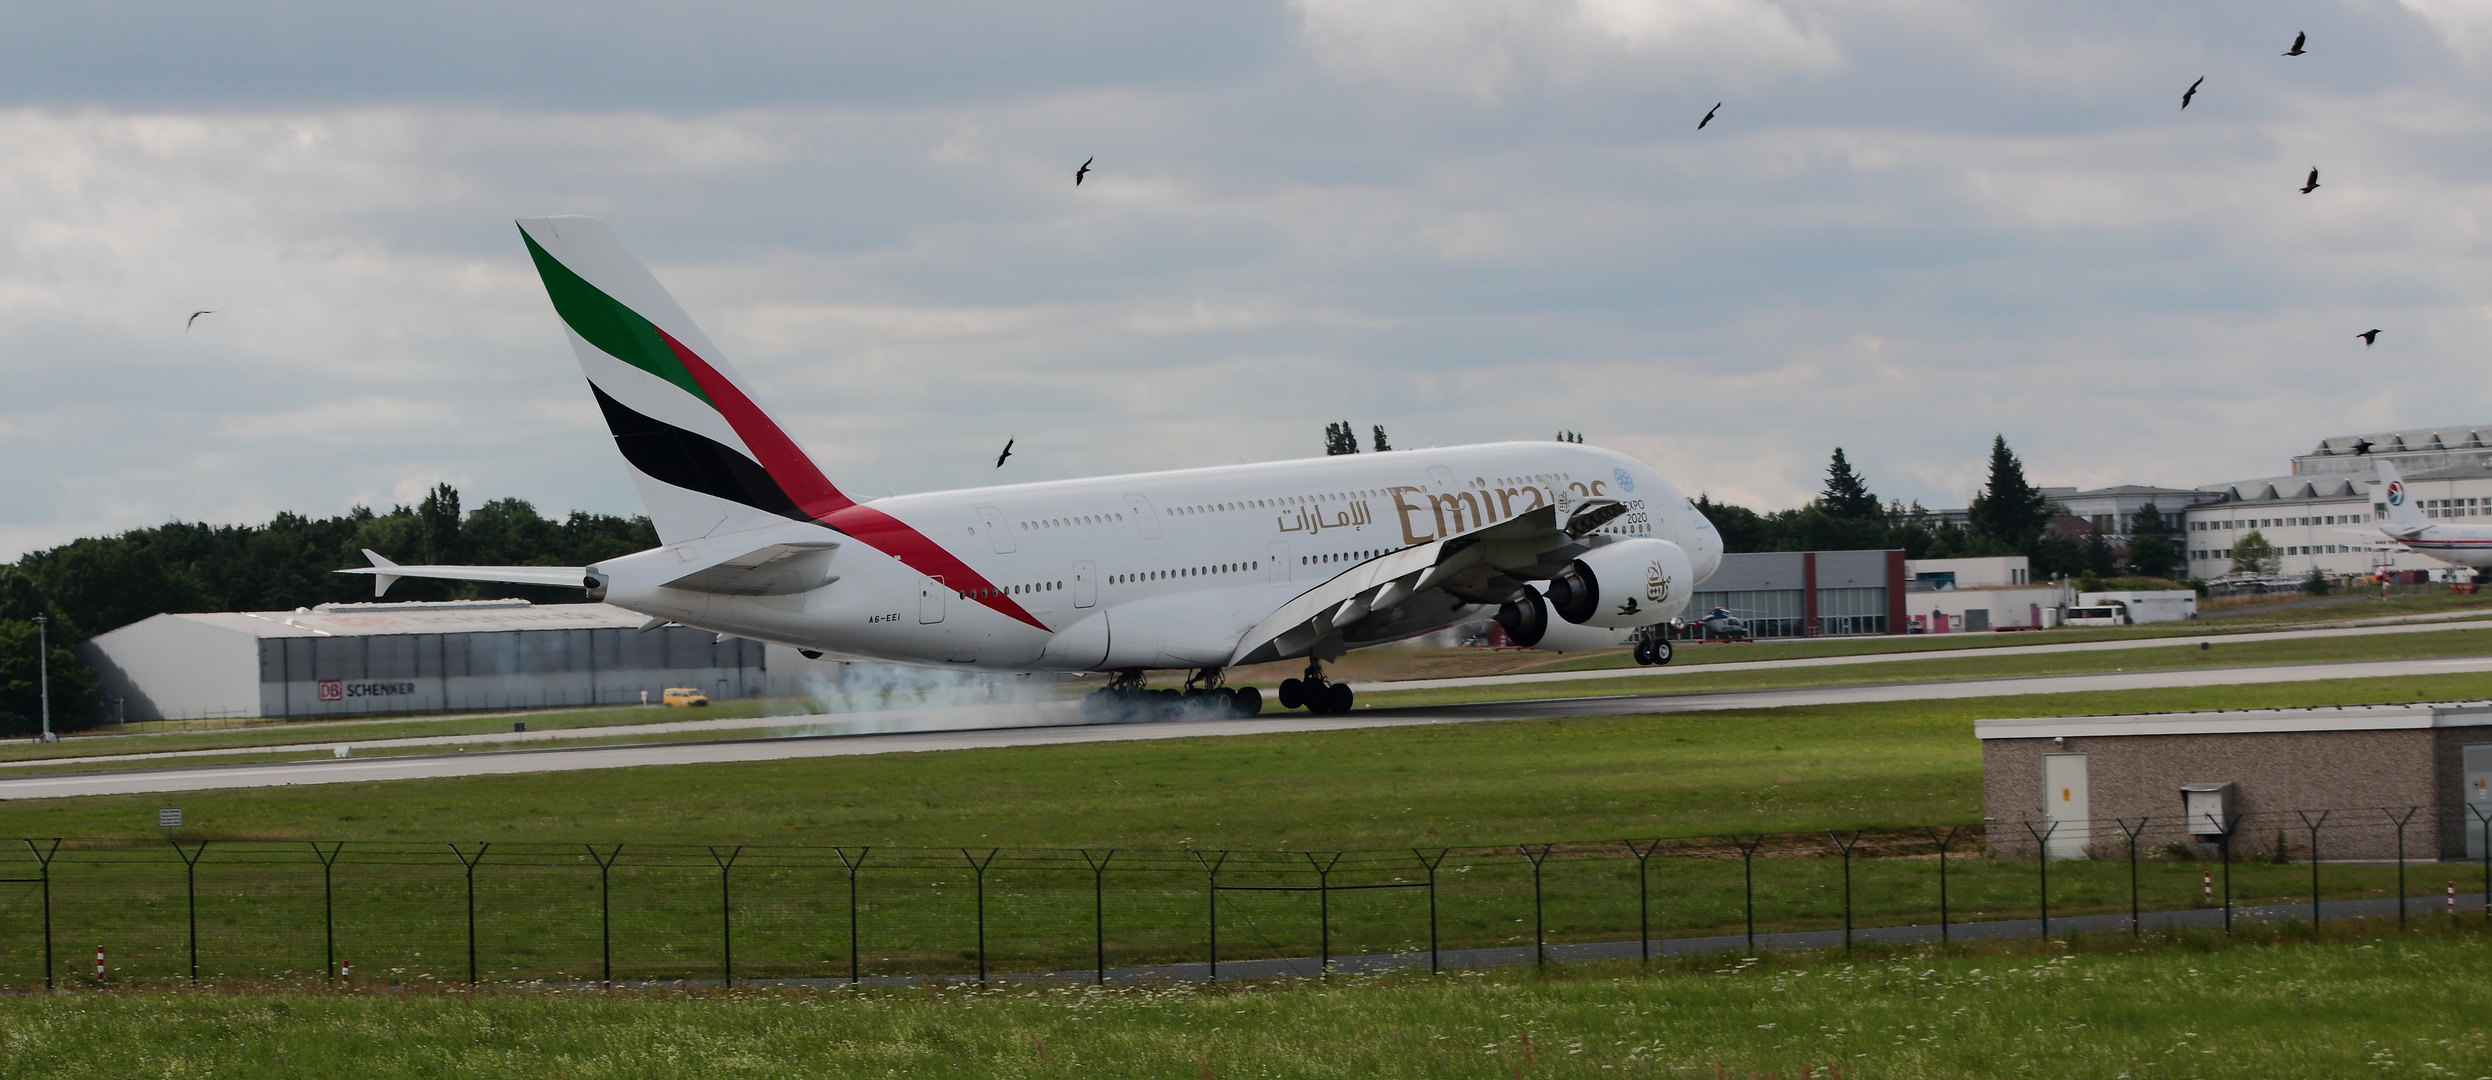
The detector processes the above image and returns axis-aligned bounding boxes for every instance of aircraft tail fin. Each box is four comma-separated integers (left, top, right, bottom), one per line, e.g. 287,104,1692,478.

517,216,853,545
2375,458,2427,532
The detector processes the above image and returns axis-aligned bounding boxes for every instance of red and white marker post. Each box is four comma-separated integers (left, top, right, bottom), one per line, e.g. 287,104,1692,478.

94,945,104,980
2203,870,2213,904
2450,882,2459,915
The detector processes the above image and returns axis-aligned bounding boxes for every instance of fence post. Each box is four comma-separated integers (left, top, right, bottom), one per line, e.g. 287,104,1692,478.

1080,849,1114,985
1306,852,1342,975
2383,808,2417,930
962,848,998,984
1922,827,1959,943
833,847,867,984
2208,812,2234,933
1820,832,1859,949
2114,819,2147,937
1730,836,1764,953
2296,810,2329,926
709,846,742,987
1624,840,1661,962
1518,844,1553,968
24,839,57,991
586,845,621,984
447,843,489,984
310,842,345,980
2020,820,2056,940
1192,851,1227,981
1413,849,1447,974
171,839,209,985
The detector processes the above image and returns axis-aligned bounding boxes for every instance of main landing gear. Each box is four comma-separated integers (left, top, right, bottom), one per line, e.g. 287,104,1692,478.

1277,658,1355,715
1632,633,1673,666
1081,669,1262,721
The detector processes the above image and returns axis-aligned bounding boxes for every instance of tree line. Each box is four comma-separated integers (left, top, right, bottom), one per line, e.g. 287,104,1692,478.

1696,437,2185,581
0,485,655,734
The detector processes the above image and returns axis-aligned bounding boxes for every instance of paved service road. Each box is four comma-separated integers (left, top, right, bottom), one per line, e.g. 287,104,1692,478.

7,654,2490,800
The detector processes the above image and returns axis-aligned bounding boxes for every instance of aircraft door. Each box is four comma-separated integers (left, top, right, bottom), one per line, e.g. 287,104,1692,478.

1123,494,1162,538
1268,541,1291,582
920,576,947,624
976,506,1016,553
1072,560,1097,609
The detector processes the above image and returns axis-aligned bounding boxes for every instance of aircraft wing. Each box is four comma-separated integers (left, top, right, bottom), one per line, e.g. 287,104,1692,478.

1229,497,1627,665
337,549,585,598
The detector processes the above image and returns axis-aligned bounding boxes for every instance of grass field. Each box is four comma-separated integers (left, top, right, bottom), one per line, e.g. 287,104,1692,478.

3,923,2488,1079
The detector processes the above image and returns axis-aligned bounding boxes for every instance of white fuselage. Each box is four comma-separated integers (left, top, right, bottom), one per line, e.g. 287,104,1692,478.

590,442,1720,672
2382,522,2492,569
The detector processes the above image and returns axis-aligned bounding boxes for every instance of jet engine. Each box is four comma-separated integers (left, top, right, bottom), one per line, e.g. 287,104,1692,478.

1493,589,1549,647
1542,538,1695,629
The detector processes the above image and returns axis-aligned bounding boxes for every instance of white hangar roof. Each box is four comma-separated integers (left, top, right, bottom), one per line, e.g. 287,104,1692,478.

125,600,654,640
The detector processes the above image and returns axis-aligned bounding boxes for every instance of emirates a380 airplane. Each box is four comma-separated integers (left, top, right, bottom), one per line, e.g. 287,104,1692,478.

346,218,1722,717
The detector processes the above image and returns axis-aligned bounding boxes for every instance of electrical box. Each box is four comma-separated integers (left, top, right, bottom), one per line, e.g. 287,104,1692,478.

2180,782,2235,836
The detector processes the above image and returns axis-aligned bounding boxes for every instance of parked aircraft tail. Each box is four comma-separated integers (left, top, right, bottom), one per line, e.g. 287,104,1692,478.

518,216,853,544
2374,458,2427,534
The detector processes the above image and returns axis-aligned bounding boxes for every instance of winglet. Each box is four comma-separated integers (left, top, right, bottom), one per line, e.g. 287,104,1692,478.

360,548,401,598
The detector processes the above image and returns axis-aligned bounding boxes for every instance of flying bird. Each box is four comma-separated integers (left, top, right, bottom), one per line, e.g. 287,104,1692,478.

186,310,215,332
2181,76,2203,109
2358,329,2382,346
2284,31,2306,56
1697,103,1720,130
1075,157,1092,186
995,438,1015,468
2351,438,2376,456
2300,167,2320,194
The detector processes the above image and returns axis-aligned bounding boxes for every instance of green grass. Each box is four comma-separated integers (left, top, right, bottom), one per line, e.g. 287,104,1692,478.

10,671,2492,847
3,925,2489,1078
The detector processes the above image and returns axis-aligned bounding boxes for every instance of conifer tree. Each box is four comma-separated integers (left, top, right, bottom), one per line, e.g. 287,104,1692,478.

1323,422,1359,456
1966,435,2050,551
1371,425,1392,452
1820,448,1881,520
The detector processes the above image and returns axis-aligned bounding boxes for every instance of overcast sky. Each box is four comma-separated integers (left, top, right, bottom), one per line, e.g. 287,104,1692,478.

4,0,2489,559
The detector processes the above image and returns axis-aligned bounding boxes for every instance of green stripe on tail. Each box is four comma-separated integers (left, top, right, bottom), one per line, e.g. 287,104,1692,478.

522,229,711,406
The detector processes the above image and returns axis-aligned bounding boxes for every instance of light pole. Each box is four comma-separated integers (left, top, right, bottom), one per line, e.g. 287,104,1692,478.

32,614,52,743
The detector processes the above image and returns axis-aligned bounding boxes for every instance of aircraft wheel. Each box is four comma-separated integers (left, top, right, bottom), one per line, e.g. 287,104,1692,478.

1325,682,1354,713
1648,638,1672,666
1631,639,1654,665
1231,686,1262,716
1278,678,1305,710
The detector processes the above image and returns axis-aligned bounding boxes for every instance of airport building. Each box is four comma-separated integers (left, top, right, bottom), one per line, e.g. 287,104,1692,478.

2183,423,2492,580
81,600,767,722
1674,549,1906,638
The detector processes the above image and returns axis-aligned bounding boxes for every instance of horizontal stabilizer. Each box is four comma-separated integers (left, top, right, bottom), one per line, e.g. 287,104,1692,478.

336,549,587,598
662,541,841,596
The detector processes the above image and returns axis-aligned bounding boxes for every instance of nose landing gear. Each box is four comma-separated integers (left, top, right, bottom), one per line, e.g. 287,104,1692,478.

1278,658,1355,715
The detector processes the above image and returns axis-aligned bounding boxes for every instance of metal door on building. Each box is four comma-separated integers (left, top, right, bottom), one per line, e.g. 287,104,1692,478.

2043,753,2090,859
1072,560,1097,609
2467,743,2491,859
1268,541,1291,582
1965,608,1990,632
920,577,946,624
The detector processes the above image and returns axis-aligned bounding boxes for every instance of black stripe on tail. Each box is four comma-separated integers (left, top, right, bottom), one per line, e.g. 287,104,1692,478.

591,383,805,521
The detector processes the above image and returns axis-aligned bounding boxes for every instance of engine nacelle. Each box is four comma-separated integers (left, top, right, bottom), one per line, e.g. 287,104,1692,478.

1493,590,1549,647
1543,538,1695,629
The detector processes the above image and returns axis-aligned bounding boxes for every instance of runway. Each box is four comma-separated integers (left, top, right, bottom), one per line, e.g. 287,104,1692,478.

7,653,2489,800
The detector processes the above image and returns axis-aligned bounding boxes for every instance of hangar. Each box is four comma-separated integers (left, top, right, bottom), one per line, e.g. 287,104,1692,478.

81,600,766,722
1979,702,2492,861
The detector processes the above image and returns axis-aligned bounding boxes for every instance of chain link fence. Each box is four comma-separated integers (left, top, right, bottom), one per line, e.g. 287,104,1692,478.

2,806,2486,990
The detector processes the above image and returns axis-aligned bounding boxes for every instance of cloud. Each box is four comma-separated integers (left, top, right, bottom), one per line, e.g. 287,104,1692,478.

5,0,2492,560
1293,0,1841,101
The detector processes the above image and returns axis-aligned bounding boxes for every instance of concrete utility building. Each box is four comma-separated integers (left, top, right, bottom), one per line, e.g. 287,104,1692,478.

1903,556,2065,632
82,600,767,721
1979,703,2492,861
